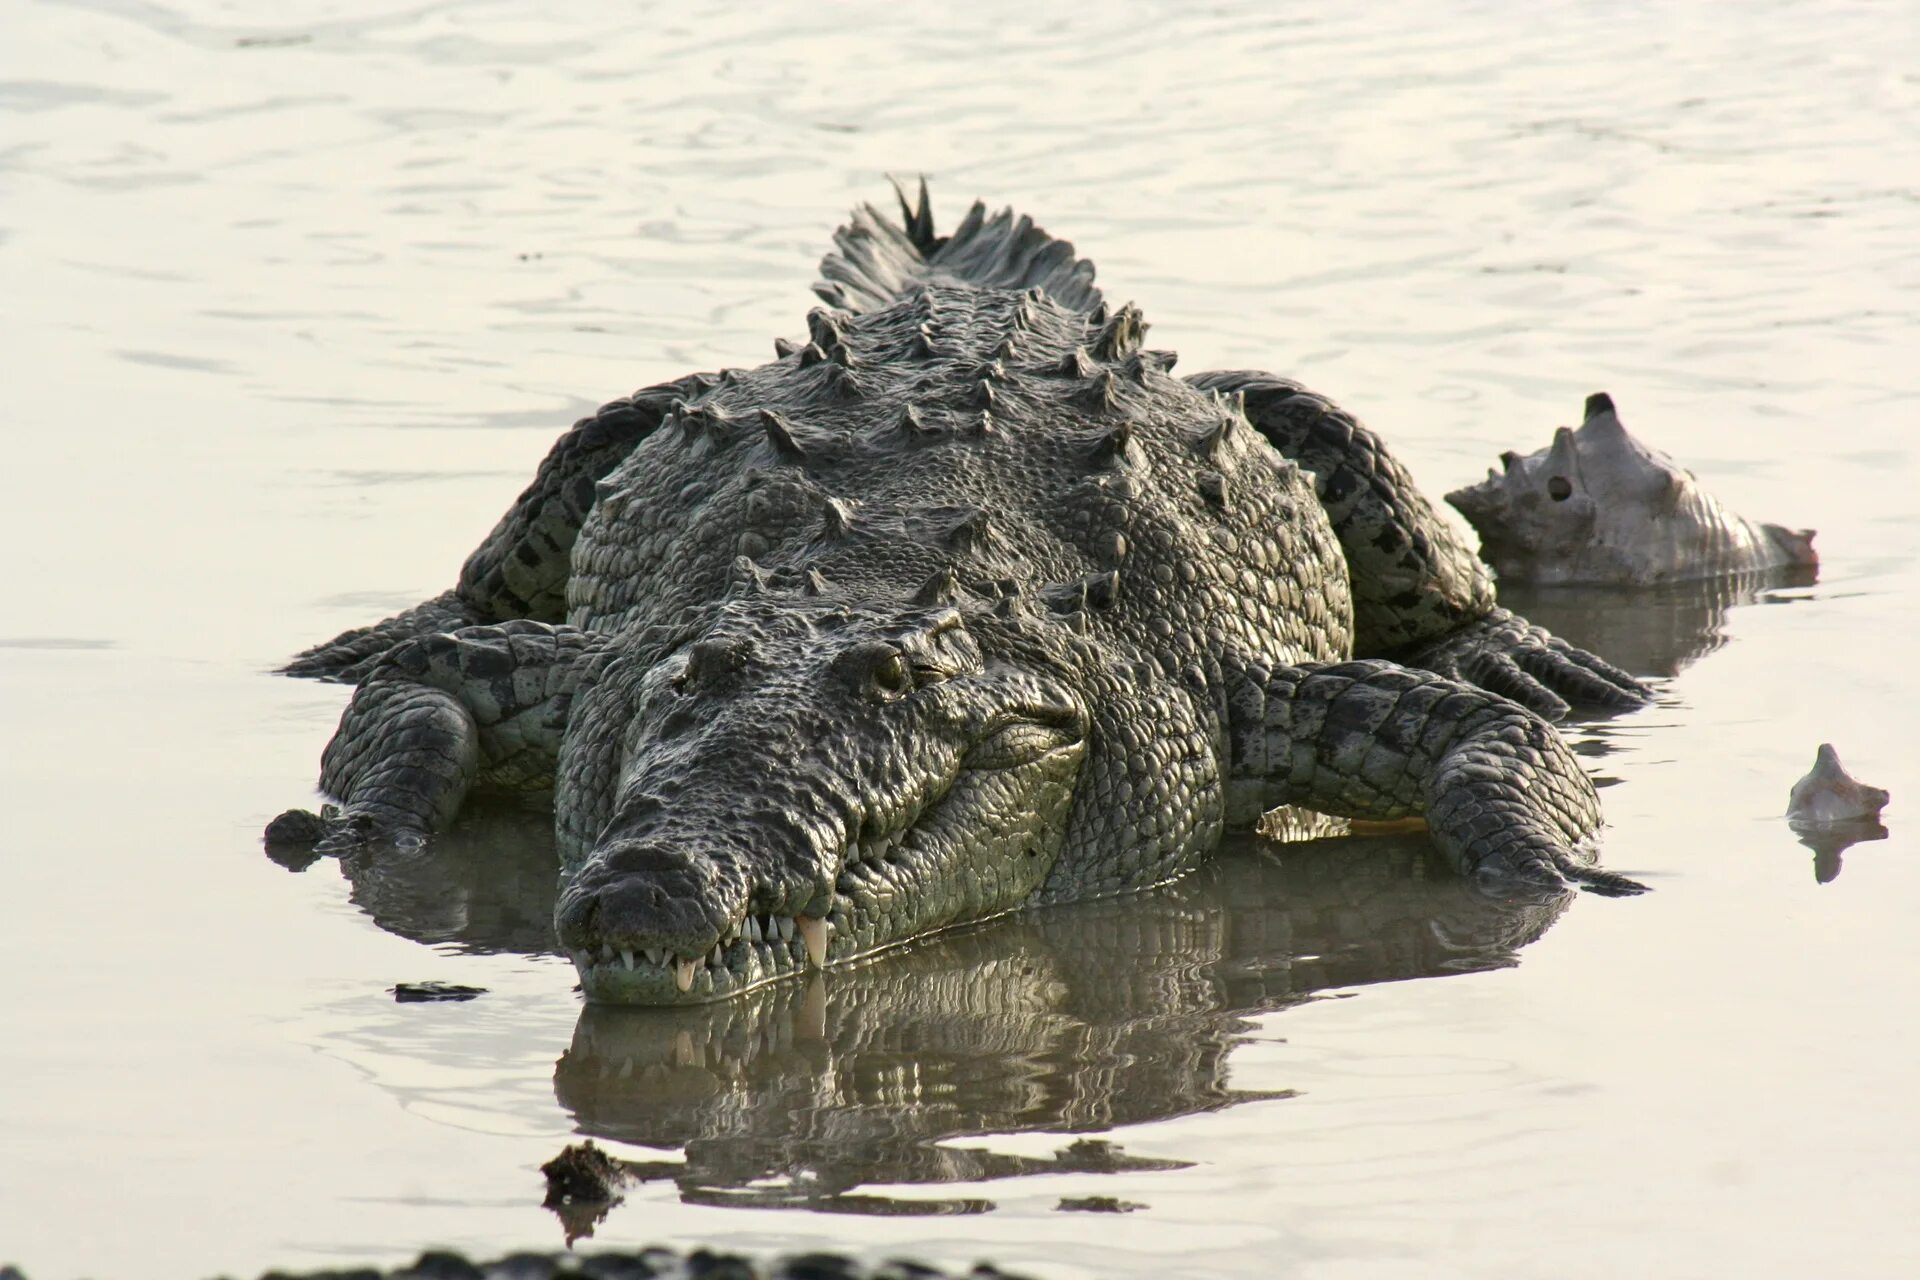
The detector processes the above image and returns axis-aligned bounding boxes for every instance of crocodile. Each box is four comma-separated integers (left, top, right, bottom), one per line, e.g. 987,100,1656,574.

267,185,1652,1005
1448,391,1819,585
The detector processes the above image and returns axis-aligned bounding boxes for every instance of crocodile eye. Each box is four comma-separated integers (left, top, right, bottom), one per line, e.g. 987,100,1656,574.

870,651,912,702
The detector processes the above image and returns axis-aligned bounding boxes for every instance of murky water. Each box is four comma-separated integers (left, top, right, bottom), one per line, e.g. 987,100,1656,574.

3,1,1918,1277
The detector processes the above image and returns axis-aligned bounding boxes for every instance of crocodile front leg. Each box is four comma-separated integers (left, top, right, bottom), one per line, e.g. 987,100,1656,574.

266,621,608,852
282,372,714,683
1224,659,1647,896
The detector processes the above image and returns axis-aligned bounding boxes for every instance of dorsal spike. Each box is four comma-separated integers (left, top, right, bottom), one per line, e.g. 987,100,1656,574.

1043,572,1121,615
717,368,741,387
669,399,700,442
1196,415,1239,464
759,409,807,463
1083,369,1123,413
911,565,963,607
1089,419,1134,465
823,362,863,399
798,342,829,368
815,282,851,310
1057,347,1097,379
971,379,999,411
1093,303,1146,360
991,336,1021,362
806,307,847,354
1088,302,1110,326
896,403,937,441
802,567,832,596
1138,349,1178,374
774,337,800,359
1197,469,1230,509
730,555,772,594
992,593,1028,620
910,323,937,359
975,410,996,436
945,508,991,554
820,496,855,539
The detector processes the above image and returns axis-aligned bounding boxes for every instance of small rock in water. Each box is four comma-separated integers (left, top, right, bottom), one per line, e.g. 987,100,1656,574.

1055,1195,1147,1213
1787,744,1889,825
391,982,487,1002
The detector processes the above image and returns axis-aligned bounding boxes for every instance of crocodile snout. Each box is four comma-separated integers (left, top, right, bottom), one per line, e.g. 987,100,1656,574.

556,832,838,1002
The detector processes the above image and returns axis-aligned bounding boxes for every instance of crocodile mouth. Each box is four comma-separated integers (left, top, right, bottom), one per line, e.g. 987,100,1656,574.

570,724,1084,1005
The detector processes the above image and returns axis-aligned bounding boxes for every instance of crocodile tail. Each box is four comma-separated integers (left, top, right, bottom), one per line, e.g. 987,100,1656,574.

814,178,1104,315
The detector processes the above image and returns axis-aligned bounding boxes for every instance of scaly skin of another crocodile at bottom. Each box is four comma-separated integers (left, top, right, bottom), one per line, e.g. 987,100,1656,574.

268,186,1650,1005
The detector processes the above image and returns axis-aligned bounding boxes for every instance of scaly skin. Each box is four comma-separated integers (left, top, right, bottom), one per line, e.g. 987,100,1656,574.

269,189,1650,1005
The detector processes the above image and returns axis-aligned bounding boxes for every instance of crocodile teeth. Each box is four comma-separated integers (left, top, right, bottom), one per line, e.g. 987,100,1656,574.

644,946,666,966
746,916,762,944
796,915,829,969
776,916,795,943
619,949,636,972
675,958,697,993
599,945,614,963
709,943,723,967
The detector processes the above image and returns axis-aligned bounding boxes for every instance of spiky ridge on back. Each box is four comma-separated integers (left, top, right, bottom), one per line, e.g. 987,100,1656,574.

568,284,1353,682
815,181,1104,317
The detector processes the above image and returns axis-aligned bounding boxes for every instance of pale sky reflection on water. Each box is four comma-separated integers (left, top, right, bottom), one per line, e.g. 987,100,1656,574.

1,2,1917,1278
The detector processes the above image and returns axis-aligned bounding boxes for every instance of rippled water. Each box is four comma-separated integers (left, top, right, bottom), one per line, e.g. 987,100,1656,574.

3,2,1918,1277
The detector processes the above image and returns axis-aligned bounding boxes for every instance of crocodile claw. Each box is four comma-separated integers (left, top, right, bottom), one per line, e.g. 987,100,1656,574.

1403,607,1651,720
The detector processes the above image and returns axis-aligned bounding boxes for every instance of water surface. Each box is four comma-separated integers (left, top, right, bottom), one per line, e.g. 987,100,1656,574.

3,2,1918,1277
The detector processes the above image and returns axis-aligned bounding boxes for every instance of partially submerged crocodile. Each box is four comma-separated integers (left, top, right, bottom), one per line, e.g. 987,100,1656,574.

268,186,1652,1005
1448,392,1818,585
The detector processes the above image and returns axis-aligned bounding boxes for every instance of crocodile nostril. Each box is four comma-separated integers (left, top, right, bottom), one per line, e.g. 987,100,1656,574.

1547,475,1573,502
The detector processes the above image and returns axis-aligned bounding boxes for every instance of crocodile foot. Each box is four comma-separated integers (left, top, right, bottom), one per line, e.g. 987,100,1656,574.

263,803,428,855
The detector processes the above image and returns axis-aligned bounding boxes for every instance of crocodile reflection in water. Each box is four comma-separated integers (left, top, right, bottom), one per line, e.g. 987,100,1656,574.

276,814,1575,1221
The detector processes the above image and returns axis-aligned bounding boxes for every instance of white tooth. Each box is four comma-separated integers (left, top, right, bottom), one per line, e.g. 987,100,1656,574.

599,944,614,963
796,915,829,969
645,947,665,967
777,916,795,942
746,916,762,944
620,950,635,971
675,958,697,993
709,943,723,967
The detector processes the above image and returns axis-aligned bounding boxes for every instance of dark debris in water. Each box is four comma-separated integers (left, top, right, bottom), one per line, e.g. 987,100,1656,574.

391,982,487,1003
1055,1195,1146,1213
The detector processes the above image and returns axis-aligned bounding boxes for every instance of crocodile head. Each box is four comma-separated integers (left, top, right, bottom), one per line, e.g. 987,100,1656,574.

555,596,1089,1004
